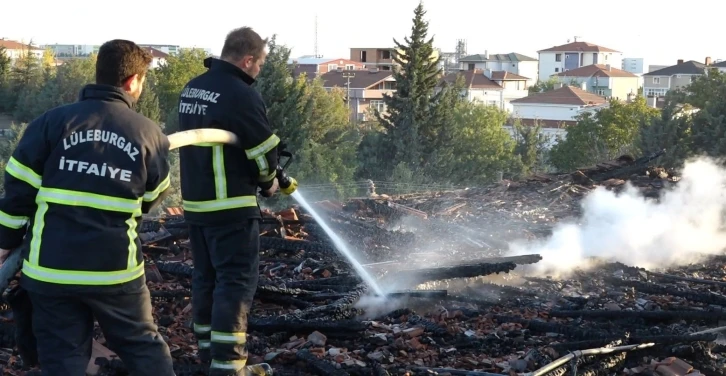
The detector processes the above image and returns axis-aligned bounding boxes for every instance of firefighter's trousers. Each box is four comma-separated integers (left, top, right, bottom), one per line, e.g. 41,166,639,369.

188,219,260,376
27,281,175,376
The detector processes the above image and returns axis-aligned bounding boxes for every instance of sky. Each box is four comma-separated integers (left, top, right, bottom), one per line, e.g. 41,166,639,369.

2,0,723,68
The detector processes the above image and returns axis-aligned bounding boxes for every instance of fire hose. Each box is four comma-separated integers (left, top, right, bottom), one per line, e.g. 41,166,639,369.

0,128,297,294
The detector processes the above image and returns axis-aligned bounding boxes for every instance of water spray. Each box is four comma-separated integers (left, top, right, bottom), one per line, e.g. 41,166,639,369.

260,144,384,296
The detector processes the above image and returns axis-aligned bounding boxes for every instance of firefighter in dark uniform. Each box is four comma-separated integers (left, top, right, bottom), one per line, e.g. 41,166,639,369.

177,27,277,376
0,40,176,375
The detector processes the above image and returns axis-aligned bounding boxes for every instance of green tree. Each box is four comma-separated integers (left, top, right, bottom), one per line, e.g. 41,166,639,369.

528,77,559,94
136,69,162,124
254,37,359,200
155,48,209,133
511,118,551,175
371,2,442,176
0,47,12,113
549,97,659,171
0,122,30,191
439,102,517,184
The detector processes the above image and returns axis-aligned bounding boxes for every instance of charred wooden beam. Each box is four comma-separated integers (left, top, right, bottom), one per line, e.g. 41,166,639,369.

549,333,718,352
393,261,518,285
382,289,447,299
606,277,726,305
260,237,335,254
288,284,368,320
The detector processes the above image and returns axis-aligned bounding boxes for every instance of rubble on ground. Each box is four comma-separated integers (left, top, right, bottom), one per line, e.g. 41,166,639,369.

2,153,724,376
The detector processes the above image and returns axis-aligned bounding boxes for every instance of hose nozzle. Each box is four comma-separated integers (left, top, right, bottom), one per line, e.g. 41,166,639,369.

277,166,297,195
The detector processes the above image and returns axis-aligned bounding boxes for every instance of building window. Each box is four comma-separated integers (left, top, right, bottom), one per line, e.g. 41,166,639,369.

652,77,660,84
370,100,385,113
645,88,668,97
345,64,355,70
555,68,559,72
381,50,391,59
597,89,606,96
555,54,562,62
360,51,367,62
328,64,338,71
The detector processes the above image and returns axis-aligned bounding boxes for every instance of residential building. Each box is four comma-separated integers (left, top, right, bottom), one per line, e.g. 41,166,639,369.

553,64,639,101
143,47,169,68
440,69,529,112
537,41,622,81
43,44,99,57
712,60,726,73
458,52,538,86
621,58,644,75
318,68,396,122
349,47,439,70
0,39,43,62
139,44,180,55
350,48,397,70
289,56,365,79
642,59,706,97
510,85,608,141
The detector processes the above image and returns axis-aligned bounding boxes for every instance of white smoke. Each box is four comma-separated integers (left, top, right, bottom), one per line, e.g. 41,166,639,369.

507,157,726,276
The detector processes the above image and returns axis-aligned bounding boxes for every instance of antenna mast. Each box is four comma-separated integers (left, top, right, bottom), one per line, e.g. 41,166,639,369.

314,14,319,57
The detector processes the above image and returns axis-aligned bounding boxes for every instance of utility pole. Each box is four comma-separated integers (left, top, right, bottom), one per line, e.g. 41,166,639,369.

342,71,356,121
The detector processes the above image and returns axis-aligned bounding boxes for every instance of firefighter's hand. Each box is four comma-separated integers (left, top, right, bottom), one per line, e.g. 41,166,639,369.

0,248,10,265
260,178,279,198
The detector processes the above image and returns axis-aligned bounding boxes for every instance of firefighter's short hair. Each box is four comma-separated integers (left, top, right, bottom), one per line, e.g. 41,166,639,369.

221,27,268,62
96,40,152,87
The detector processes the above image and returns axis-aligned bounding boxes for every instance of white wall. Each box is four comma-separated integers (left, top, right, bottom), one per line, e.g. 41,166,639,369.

517,61,538,86
468,89,503,107
512,103,581,121
538,51,623,81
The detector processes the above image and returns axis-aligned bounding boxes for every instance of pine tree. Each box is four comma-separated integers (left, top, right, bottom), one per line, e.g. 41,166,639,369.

375,1,442,174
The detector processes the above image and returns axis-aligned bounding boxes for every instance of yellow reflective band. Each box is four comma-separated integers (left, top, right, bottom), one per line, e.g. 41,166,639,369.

6,157,41,189
21,259,145,285
210,359,247,370
254,156,269,179
210,331,247,344
258,169,276,183
0,210,28,229
37,187,142,215
245,134,280,160
28,201,48,264
194,323,212,333
183,196,257,212
212,145,227,199
143,174,171,202
198,340,210,349
26,187,145,285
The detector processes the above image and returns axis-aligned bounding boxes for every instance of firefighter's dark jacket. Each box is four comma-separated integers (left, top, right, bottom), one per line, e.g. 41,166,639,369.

0,84,171,290
178,57,279,226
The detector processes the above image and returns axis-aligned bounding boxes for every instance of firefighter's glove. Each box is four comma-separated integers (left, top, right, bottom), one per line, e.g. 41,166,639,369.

5,285,38,369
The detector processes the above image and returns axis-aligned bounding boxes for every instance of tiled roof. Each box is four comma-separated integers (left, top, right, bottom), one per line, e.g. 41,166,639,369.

491,71,530,80
644,60,706,76
538,41,619,53
319,70,392,89
713,60,726,68
0,39,43,51
555,64,637,78
459,53,537,63
143,47,169,59
511,85,607,106
441,70,503,90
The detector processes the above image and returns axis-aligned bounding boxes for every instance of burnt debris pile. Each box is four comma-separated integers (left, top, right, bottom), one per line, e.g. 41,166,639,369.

2,154,725,376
